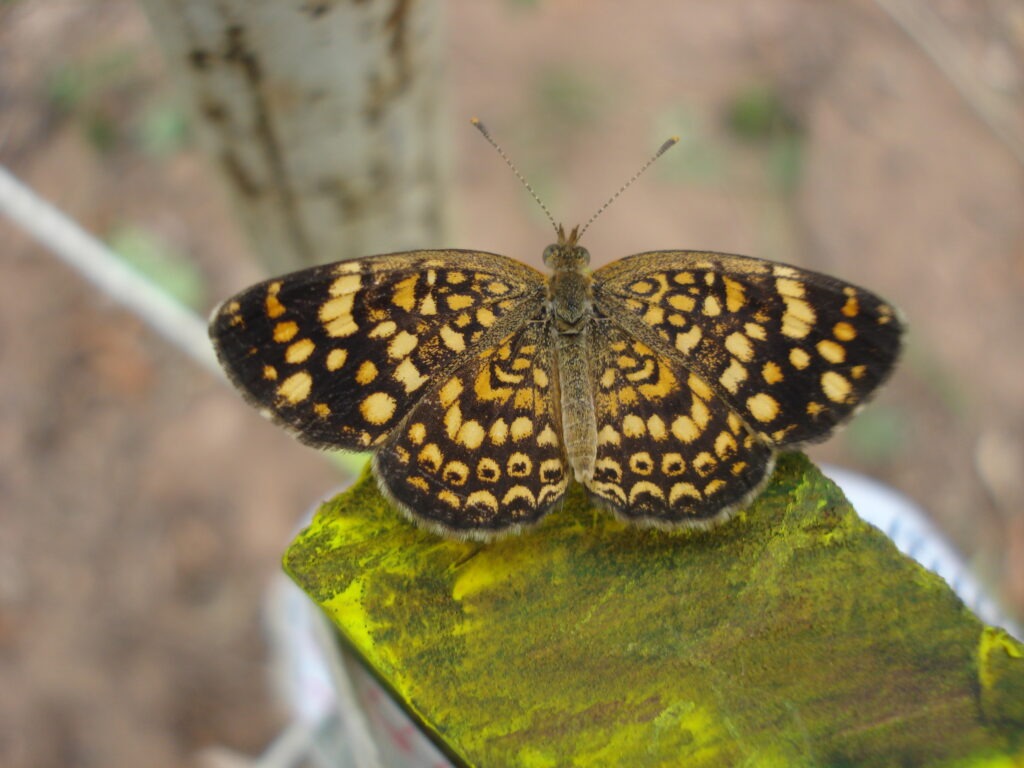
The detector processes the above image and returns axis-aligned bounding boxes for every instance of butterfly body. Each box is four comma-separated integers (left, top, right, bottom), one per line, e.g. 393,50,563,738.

210,226,903,539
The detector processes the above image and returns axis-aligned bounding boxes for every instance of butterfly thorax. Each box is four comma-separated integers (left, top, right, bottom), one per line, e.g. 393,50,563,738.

543,231,593,335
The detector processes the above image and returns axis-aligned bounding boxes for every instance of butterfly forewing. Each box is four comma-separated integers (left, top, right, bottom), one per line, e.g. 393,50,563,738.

586,322,775,524
375,322,569,536
210,251,546,450
592,251,904,447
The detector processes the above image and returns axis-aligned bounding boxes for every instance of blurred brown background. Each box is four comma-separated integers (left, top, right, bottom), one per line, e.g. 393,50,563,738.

2,1,1022,765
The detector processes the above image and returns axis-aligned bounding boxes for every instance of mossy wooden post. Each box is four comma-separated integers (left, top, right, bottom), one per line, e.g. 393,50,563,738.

286,453,1024,766
137,0,447,273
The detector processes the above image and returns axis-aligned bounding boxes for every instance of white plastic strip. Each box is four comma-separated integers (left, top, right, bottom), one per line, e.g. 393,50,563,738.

0,164,220,377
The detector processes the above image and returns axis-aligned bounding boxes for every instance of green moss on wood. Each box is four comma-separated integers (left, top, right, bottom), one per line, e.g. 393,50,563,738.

284,453,1024,767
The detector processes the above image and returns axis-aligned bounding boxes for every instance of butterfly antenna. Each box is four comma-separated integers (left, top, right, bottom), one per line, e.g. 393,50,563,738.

472,117,560,237
577,136,680,239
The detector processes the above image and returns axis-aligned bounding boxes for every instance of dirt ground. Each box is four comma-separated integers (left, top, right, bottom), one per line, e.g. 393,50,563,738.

2,1,1023,766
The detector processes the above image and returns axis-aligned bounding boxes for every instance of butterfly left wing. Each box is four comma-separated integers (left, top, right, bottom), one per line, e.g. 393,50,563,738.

374,321,570,539
210,250,546,450
592,251,904,448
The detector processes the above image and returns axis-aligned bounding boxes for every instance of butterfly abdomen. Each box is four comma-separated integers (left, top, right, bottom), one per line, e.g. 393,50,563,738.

556,329,598,483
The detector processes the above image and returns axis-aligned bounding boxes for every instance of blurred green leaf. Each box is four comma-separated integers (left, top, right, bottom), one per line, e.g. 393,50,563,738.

46,66,87,115
725,84,799,142
137,101,189,155
85,112,119,153
106,225,205,309
44,49,142,152
45,50,138,111
725,84,806,193
532,65,603,130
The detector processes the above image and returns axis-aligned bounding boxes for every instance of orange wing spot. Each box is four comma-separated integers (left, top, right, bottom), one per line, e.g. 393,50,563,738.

368,320,397,338
329,273,361,296
437,324,466,353
675,326,702,355
388,331,418,359
745,322,767,341
438,376,462,409
781,297,815,339
668,294,696,312
391,275,418,311
822,371,853,403
407,422,427,445
285,338,315,364
671,416,700,443
647,415,668,440
747,393,780,423
326,348,348,371
723,276,746,312
273,321,299,343
816,339,846,364
320,294,355,323
834,322,857,341
789,348,811,370
355,360,378,384
360,392,397,424
719,359,748,394
725,332,754,362
762,361,784,384
265,282,286,318
277,371,312,404
775,278,805,298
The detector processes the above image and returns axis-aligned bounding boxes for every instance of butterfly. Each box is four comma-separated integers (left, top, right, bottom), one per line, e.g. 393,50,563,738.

209,219,903,540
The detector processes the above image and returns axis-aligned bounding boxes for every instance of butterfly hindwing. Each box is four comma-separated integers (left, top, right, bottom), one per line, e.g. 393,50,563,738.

374,321,570,537
585,321,775,525
210,250,546,450
592,251,904,447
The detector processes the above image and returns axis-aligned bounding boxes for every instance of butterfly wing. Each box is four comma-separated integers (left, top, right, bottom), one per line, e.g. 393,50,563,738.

374,321,570,538
592,251,904,447
210,250,546,450
585,321,775,525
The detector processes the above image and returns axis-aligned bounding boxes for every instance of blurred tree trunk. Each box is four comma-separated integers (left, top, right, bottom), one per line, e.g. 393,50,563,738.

137,0,448,274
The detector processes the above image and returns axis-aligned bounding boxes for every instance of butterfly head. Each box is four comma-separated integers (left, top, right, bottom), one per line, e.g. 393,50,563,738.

543,224,590,271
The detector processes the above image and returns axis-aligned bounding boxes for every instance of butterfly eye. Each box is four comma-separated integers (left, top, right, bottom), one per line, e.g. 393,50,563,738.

575,246,591,266
542,245,558,266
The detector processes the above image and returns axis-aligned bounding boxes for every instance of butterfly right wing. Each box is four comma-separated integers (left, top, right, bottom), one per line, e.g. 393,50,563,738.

593,251,904,448
585,321,776,527
209,250,546,450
